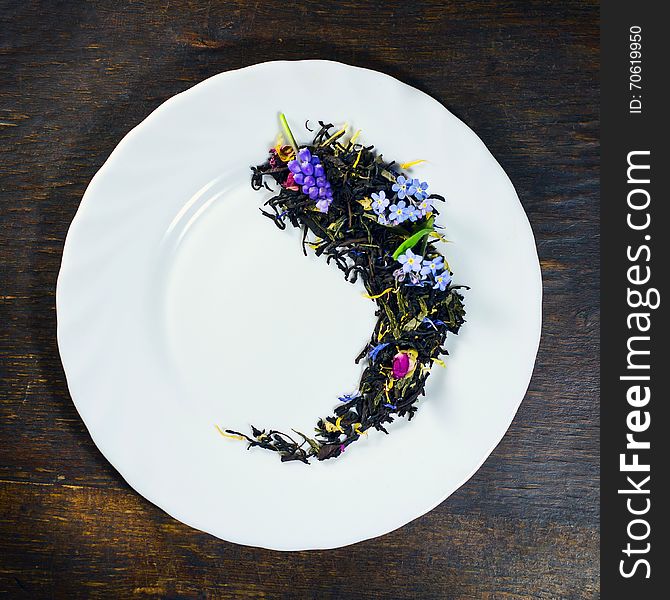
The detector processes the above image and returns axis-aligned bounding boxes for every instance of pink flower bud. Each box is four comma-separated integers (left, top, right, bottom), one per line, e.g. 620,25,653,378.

392,351,415,379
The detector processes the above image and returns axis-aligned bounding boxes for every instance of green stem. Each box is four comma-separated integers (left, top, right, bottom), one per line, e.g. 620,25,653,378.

279,112,299,153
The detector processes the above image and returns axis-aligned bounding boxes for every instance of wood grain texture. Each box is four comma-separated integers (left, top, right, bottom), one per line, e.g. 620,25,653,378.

0,0,599,598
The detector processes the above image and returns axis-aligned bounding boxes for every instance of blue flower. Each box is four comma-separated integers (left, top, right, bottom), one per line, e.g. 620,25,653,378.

412,179,429,201
423,317,446,330
378,213,390,226
338,391,360,403
416,196,434,216
397,248,423,273
391,175,417,200
433,270,452,291
388,200,409,224
405,204,420,222
371,190,390,214
368,342,390,362
420,256,444,277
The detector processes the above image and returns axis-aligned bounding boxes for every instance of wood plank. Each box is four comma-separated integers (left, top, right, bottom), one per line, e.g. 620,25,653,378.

0,481,598,599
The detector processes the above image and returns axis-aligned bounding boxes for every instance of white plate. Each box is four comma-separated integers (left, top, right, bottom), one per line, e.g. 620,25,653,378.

56,60,542,551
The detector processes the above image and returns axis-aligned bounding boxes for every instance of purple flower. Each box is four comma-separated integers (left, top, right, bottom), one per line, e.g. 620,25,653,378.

394,266,424,286
393,267,406,282
388,200,409,224
391,175,417,200
316,197,332,213
412,179,429,201
288,161,302,174
404,272,425,286
420,256,444,277
378,213,390,226
368,342,390,362
397,248,423,273
302,185,319,200
371,190,390,214
287,147,334,212
433,270,452,291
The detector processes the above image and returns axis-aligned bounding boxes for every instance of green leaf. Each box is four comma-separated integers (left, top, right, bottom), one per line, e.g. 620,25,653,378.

402,316,422,331
293,430,321,454
392,216,435,260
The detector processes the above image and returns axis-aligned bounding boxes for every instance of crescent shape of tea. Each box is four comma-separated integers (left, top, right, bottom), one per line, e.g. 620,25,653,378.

220,118,466,463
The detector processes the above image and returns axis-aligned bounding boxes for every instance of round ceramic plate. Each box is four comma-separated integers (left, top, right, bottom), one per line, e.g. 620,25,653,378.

57,60,542,551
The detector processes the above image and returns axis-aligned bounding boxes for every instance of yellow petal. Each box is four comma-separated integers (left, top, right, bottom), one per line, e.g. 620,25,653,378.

399,159,426,169
274,138,295,162
320,123,348,147
353,423,367,436
429,231,451,243
352,149,363,169
324,420,340,433
358,196,373,210
214,425,245,441
363,287,395,300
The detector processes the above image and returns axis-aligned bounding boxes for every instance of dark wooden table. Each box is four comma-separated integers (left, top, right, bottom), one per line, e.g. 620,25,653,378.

1,1,599,598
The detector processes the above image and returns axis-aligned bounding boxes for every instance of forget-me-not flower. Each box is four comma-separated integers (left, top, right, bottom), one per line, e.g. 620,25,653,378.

391,175,417,200
420,256,444,277
433,270,452,291
405,204,420,222
371,190,390,215
412,179,429,201
397,248,423,273
388,200,409,224
416,196,434,216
